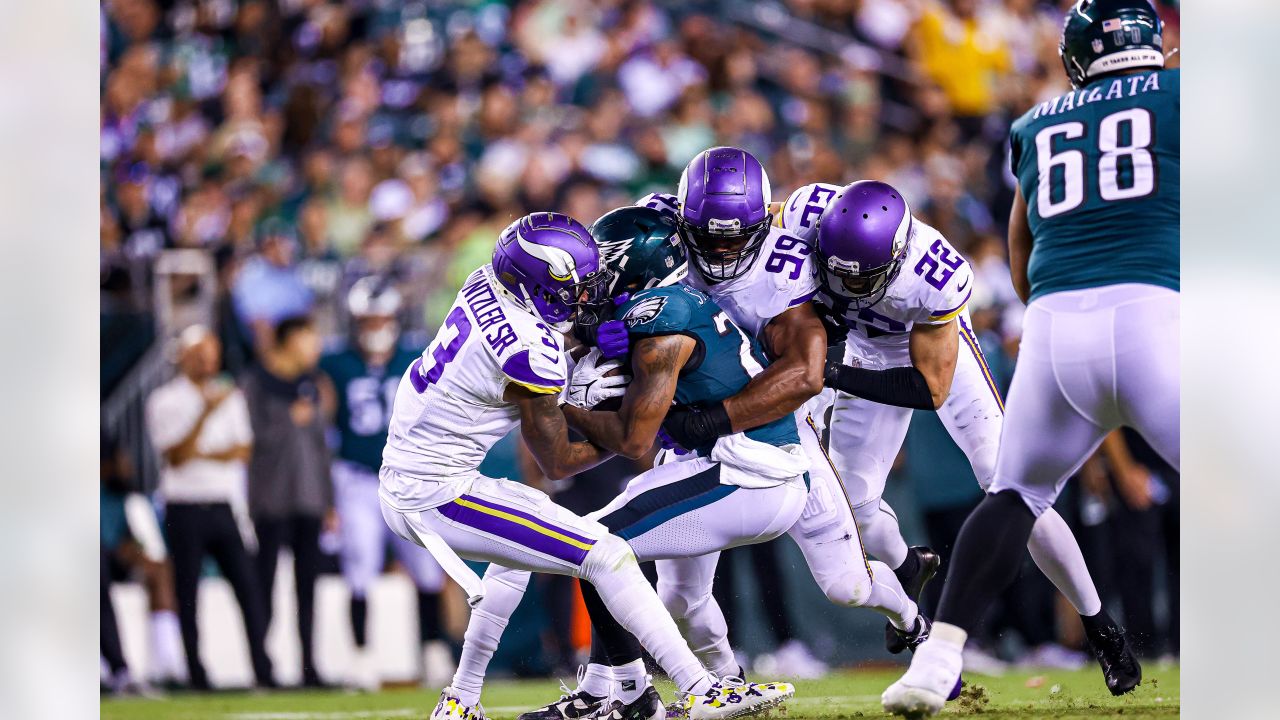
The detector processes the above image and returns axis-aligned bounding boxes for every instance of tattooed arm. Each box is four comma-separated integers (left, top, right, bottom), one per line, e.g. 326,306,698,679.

505,384,613,480
562,334,695,459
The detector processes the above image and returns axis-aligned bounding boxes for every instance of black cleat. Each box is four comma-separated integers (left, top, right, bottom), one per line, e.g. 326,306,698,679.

1084,622,1142,696
898,545,941,602
885,613,932,655
518,687,607,720
591,685,663,720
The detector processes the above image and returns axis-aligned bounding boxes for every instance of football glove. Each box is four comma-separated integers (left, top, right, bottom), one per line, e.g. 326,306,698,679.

566,348,629,409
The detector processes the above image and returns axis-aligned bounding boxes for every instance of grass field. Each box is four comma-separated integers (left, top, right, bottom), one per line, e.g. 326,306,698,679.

102,665,1179,720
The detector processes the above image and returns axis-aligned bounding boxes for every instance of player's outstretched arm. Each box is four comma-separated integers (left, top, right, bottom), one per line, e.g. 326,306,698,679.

507,385,613,480
1008,186,1033,304
725,301,827,429
563,335,694,459
822,318,958,411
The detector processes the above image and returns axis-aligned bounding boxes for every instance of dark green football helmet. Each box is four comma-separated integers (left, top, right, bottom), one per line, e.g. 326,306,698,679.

572,206,688,345
1059,0,1165,88
590,205,688,296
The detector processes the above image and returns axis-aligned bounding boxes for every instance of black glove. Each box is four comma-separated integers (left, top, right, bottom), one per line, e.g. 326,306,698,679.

660,401,733,450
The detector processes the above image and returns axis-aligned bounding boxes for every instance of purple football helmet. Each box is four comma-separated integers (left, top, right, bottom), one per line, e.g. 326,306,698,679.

492,212,609,331
814,180,912,309
676,146,773,281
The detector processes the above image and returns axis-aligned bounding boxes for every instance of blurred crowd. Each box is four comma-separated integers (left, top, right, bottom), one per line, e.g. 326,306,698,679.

101,0,1181,694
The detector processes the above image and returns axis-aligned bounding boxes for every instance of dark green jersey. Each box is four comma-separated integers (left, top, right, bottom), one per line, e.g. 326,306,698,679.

320,346,419,472
617,285,800,453
1010,68,1178,301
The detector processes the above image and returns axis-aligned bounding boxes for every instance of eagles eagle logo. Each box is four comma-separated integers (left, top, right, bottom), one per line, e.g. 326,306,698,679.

622,296,668,328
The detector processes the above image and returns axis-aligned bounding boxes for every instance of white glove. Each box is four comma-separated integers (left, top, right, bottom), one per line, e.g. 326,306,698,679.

566,348,629,409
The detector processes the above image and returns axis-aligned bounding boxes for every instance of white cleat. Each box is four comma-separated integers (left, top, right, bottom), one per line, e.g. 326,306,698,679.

882,637,964,718
679,677,794,720
431,686,487,720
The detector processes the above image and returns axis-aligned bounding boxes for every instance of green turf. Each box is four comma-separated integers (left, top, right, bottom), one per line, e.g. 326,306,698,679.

101,665,1179,720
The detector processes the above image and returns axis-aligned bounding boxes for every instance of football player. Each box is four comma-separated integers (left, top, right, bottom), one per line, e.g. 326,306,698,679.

774,178,1130,667
321,277,453,691
454,207,815,720
645,148,927,665
378,212,789,720
883,1,1178,715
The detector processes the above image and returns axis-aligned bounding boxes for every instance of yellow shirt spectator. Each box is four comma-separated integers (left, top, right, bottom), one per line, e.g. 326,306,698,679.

913,2,1012,117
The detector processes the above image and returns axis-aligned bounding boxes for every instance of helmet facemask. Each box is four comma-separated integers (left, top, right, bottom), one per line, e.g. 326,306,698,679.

678,213,773,282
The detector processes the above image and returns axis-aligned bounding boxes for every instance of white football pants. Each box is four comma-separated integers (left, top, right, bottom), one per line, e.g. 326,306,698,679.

379,472,712,700
989,283,1180,515
826,315,1106,615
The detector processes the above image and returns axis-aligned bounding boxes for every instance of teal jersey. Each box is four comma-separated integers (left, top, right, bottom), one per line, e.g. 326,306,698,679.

617,285,800,453
1010,68,1178,301
320,346,419,472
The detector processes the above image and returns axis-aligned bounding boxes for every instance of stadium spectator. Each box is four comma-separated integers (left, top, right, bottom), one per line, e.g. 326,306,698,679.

242,315,335,688
101,431,186,687
231,221,315,351
145,325,275,690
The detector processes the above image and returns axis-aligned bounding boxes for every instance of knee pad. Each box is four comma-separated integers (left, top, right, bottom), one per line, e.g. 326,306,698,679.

580,534,636,584
818,563,872,608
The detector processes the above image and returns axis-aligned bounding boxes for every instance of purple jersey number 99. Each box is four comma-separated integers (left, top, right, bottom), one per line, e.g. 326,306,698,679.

410,306,472,393
913,239,964,290
764,235,811,280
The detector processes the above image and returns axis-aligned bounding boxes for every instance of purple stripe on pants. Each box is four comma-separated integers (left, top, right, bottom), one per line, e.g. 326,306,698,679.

436,496,596,566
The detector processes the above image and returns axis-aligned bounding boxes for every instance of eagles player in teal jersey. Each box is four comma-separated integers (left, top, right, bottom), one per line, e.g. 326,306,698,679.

320,277,453,691
885,2,1179,716
456,207,807,720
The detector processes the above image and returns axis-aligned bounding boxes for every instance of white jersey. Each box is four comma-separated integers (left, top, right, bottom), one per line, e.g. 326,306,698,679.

381,265,567,510
780,183,975,368
635,193,819,338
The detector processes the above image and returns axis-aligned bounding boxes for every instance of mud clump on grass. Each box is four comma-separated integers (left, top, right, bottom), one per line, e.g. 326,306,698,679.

957,683,991,714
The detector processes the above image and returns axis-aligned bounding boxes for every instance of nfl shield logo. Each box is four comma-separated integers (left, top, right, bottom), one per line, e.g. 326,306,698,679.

1092,39,1104,53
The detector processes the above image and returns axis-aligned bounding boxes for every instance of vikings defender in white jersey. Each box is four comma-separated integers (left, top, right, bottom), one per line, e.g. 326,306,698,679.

633,148,927,682
781,180,1113,657
379,212,787,720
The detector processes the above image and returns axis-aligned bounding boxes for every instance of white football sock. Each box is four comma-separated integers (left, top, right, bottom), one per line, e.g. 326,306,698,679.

581,536,711,696
1027,509,1103,616
578,663,613,698
853,500,909,569
148,609,185,681
862,560,919,631
451,566,530,706
612,659,648,704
